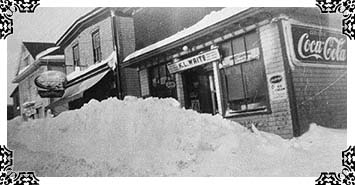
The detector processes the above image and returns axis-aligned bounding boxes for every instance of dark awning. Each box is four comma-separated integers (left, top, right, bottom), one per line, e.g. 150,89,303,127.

47,69,110,108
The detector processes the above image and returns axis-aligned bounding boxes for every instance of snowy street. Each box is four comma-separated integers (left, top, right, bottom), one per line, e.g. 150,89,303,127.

7,97,346,176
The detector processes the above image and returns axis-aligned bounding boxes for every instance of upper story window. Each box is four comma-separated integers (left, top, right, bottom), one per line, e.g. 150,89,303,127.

72,44,80,71
219,31,269,116
92,30,102,63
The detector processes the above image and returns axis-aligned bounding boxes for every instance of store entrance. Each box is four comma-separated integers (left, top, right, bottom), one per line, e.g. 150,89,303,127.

183,66,217,114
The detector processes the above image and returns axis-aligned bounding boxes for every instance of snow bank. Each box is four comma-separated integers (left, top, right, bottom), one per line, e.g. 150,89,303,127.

7,97,346,176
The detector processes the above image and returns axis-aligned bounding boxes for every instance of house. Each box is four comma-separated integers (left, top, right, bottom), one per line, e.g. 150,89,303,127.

122,7,346,138
48,7,222,114
9,85,20,119
12,42,65,120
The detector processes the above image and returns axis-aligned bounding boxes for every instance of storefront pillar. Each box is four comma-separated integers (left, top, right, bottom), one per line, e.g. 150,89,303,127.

212,61,223,115
175,73,185,108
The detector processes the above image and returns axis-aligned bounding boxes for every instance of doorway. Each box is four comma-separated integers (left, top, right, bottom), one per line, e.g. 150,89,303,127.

183,66,217,114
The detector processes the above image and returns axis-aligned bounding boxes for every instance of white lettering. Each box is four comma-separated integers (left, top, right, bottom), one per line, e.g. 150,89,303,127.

323,37,346,62
297,32,346,62
298,33,324,60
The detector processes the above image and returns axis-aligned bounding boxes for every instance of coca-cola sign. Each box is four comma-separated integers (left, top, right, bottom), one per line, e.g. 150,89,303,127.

291,24,346,65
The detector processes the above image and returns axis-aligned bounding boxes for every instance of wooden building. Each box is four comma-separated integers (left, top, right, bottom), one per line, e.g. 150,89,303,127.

12,42,65,120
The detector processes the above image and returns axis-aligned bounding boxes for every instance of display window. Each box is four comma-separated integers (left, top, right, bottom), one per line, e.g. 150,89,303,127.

148,63,177,98
220,31,269,115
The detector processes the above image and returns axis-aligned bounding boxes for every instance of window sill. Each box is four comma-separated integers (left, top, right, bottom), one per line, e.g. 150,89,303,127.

224,108,271,118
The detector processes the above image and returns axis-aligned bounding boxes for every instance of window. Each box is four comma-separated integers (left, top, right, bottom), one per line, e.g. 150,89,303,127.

220,31,268,115
92,30,102,63
149,63,177,98
72,44,80,70
23,55,30,66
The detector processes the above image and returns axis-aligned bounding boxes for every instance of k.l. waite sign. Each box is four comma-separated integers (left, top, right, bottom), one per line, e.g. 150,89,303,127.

291,24,346,65
167,49,221,73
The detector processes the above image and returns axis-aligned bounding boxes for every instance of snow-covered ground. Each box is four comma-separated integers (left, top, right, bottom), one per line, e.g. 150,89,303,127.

7,97,346,176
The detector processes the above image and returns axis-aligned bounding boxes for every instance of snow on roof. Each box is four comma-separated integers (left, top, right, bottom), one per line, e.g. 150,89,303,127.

40,55,65,60
36,46,63,60
123,7,250,63
17,65,30,75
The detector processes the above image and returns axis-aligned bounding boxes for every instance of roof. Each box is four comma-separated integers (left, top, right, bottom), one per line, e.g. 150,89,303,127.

23,42,56,59
35,46,64,60
13,46,65,83
56,7,136,47
10,85,19,97
123,7,250,64
56,7,104,46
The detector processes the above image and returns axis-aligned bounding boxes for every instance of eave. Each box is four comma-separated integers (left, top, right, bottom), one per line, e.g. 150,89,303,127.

12,58,65,83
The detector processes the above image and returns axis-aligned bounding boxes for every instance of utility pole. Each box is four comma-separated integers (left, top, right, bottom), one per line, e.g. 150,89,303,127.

110,8,123,100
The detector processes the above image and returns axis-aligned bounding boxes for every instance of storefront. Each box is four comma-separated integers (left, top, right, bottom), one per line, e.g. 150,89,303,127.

123,7,347,138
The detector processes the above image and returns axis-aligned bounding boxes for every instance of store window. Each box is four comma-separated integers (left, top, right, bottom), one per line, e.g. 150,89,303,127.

220,31,268,115
149,63,177,98
92,30,102,63
72,44,80,71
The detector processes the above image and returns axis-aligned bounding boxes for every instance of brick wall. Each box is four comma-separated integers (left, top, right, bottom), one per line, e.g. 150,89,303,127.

228,22,294,139
64,17,114,75
139,68,149,97
116,16,140,97
175,73,185,107
292,66,346,134
283,14,347,135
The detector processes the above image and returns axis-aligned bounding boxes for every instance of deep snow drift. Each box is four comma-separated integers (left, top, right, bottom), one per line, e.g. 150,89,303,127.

7,97,346,176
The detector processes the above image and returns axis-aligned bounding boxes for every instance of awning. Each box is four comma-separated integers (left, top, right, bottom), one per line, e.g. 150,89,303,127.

48,69,110,108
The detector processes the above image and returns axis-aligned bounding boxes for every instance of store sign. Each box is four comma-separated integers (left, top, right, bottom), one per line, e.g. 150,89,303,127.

268,72,287,101
165,80,176,89
234,47,260,63
34,70,66,98
37,88,65,98
221,48,260,68
167,49,221,73
23,101,36,117
291,24,347,65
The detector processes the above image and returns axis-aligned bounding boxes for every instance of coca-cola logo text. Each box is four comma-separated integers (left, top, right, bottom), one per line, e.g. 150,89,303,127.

292,25,347,65
297,33,346,61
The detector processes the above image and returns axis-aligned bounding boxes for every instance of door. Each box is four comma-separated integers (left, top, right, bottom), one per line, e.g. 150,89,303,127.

183,68,216,114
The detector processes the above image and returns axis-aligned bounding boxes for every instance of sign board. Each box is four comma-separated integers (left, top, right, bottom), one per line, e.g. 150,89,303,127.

222,48,260,67
165,80,176,89
267,72,287,101
34,70,66,98
291,24,346,66
191,99,201,112
37,88,65,98
167,49,221,73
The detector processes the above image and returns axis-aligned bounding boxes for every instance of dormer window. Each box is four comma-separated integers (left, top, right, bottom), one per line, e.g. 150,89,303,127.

92,29,102,63
72,43,80,71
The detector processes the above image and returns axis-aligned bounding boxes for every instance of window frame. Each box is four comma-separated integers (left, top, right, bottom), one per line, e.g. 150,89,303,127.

219,30,271,117
72,43,80,70
148,62,177,99
91,29,102,64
